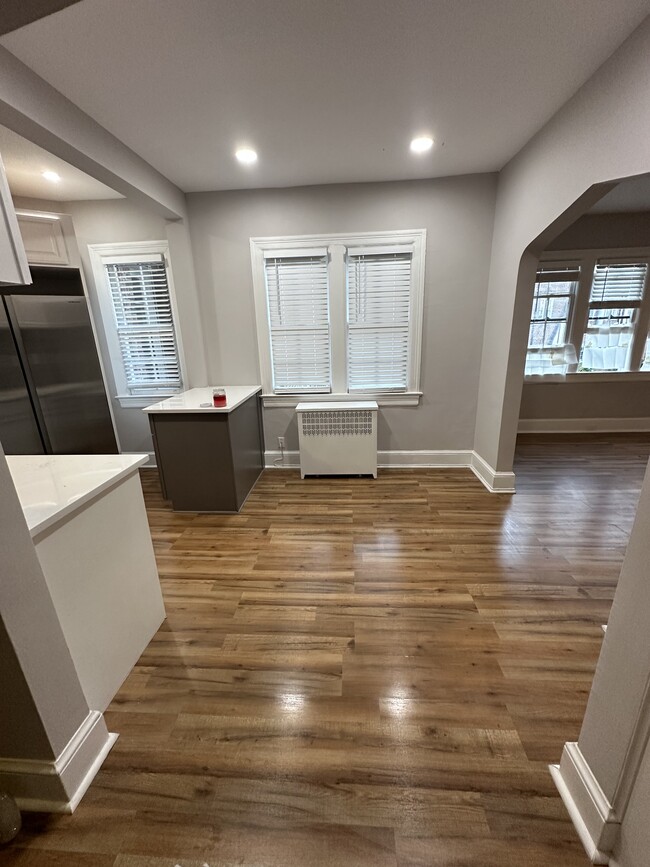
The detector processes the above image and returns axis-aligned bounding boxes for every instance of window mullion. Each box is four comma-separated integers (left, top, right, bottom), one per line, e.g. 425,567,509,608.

328,244,347,393
567,256,596,372
629,265,650,371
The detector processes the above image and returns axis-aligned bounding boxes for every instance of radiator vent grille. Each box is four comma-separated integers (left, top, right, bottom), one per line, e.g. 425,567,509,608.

301,410,373,437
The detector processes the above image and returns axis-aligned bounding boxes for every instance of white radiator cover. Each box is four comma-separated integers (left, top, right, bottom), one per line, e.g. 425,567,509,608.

296,401,378,478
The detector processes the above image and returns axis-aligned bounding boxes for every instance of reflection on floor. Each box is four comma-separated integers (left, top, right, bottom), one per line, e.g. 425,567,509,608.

4,434,649,867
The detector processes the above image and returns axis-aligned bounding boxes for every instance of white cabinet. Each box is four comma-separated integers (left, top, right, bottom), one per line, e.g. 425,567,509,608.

0,155,31,286
16,212,69,266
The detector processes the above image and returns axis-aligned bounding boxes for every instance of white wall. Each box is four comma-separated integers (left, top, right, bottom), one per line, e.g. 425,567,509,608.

0,441,88,761
610,738,650,866
474,16,650,473
186,175,497,454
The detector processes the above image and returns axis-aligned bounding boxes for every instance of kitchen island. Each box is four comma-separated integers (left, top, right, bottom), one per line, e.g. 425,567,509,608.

7,453,165,712
144,385,263,512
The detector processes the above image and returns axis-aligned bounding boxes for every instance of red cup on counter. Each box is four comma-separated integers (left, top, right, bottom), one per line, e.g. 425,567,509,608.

212,388,227,407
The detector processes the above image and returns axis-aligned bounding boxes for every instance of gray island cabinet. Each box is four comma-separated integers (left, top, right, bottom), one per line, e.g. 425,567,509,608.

143,386,263,512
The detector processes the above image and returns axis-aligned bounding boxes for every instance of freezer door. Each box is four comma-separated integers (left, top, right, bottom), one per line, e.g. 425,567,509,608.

9,294,117,454
0,298,44,454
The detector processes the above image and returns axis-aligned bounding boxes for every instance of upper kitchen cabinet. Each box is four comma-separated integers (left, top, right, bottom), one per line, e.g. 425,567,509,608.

0,154,31,285
16,211,70,266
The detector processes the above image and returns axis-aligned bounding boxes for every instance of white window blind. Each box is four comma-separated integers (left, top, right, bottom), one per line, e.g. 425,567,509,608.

264,253,331,393
347,248,412,391
589,262,648,304
104,254,182,394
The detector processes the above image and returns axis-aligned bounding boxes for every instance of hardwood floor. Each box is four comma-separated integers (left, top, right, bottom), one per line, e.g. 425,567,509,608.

3,434,649,866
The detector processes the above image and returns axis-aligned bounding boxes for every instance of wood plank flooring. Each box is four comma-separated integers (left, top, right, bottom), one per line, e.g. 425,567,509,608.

3,434,649,867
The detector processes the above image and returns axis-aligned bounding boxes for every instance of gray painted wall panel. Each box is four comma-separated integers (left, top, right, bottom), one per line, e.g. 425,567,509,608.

187,175,498,453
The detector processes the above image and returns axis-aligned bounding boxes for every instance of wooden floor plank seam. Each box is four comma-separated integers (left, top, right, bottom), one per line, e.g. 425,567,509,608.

4,434,649,867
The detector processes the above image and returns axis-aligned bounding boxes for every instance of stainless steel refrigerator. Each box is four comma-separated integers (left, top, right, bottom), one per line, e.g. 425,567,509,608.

0,265,117,455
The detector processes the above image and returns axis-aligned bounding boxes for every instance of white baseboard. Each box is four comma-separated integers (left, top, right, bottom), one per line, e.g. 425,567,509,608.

550,743,619,864
519,418,650,434
265,448,473,470
470,451,516,493
0,710,117,813
378,449,473,468
266,449,300,468
264,449,516,494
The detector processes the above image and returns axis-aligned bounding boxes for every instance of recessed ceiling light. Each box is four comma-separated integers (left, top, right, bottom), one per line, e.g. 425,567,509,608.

42,170,61,183
410,136,434,154
235,148,257,165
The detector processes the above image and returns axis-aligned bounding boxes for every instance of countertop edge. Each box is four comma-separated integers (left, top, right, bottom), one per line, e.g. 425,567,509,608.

142,386,262,415
27,454,149,541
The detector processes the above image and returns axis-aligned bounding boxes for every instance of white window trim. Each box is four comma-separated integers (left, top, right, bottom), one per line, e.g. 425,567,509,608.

250,229,426,406
88,240,187,408
525,246,650,383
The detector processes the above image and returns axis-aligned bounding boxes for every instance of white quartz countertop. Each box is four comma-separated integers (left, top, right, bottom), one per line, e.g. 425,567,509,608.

7,454,148,539
143,385,261,414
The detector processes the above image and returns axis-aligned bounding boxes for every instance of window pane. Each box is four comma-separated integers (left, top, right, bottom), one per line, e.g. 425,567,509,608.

536,279,575,297
347,251,411,391
528,322,545,348
587,308,635,328
579,325,633,372
265,255,331,393
105,258,182,393
544,322,566,347
531,295,548,321
525,348,570,376
547,296,570,320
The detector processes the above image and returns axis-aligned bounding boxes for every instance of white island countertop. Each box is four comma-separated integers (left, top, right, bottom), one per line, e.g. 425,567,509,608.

7,453,148,539
143,385,261,414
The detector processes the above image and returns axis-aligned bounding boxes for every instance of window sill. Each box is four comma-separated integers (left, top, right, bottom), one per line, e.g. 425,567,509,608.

116,394,178,408
262,391,422,408
524,372,650,384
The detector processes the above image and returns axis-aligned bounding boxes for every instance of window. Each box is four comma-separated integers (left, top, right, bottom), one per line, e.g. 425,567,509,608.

264,252,330,393
251,231,425,404
526,251,650,378
525,266,579,376
89,242,184,406
347,249,412,391
579,261,648,372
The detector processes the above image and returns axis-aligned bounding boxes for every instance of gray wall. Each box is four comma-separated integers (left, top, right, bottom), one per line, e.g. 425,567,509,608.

550,210,650,250
520,211,650,427
186,175,498,453
520,379,650,423
474,16,650,472
66,199,171,453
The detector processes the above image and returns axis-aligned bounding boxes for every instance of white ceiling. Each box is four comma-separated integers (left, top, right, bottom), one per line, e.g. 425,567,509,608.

2,0,649,193
0,124,122,201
